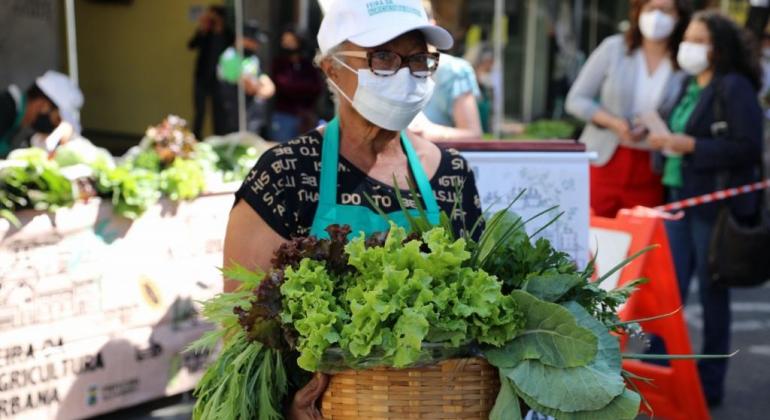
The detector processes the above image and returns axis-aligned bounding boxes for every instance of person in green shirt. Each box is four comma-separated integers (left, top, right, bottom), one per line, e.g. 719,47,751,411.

217,20,275,135
648,11,764,406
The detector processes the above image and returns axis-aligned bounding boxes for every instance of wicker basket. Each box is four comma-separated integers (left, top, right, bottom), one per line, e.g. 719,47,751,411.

321,357,500,419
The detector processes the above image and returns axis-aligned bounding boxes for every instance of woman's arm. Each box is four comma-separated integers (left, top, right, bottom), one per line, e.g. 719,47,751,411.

412,94,483,142
223,200,286,292
450,92,483,137
565,37,616,122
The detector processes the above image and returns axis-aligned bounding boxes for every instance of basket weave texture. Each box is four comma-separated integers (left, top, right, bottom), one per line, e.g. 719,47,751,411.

321,357,500,419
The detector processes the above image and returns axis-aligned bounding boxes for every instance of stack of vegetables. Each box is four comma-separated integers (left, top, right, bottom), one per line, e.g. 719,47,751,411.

0,148,78,225
191,205,650,420
0,115,269,224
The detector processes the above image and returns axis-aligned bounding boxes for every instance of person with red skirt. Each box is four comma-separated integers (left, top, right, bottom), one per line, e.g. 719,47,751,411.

566,0,693,217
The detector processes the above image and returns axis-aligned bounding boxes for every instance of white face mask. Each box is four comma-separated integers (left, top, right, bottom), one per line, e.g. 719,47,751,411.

329,56,435,131
639,10,677,41
677,42,711,75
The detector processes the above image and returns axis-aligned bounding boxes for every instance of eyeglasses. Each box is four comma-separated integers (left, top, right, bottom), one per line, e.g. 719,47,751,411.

335,51,440,78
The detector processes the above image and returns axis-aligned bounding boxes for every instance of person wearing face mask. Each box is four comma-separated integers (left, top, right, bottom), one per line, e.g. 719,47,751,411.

217,20,276,136
270,27,324,142
0,71,83,158
566,0,692,218
648,11,764,406
223,2,483,416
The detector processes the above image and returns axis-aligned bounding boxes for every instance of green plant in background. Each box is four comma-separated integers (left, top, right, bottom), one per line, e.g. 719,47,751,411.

0,148,75,225
93,164,161,220
483,119,582,141
160,158,207,201
515,119,578,140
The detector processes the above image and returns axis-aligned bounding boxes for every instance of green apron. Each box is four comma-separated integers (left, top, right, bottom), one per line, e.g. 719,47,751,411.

0,92,26,158
309,117,440,239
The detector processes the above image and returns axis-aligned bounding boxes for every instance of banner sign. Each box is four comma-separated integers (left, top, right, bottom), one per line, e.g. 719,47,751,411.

0,192,233,419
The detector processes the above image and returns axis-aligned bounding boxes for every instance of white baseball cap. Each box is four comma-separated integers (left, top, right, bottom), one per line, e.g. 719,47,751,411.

36,71,84,132
317,0,454,54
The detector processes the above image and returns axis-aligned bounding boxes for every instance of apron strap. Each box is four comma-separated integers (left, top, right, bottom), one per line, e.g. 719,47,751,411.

400,132,440,215
318,117,341,206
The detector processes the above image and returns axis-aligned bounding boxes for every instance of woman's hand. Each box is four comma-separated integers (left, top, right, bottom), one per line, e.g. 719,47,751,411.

610,117,645,144
649,133,696,154
287,373,329,420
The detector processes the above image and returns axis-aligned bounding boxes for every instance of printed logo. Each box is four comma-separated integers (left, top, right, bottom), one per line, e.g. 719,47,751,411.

138,276,162,309
86,385,98,406
366,0,422,17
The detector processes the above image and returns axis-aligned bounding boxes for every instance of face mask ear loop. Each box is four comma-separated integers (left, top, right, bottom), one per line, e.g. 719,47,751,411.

328,56,359,105
326,75,355,105
333,55,359,74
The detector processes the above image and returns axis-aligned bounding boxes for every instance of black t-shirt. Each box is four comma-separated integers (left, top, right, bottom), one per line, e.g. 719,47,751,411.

235,131,483,240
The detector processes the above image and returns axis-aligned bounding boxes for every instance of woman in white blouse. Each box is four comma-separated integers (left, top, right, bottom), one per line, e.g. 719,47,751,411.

566,0,692,217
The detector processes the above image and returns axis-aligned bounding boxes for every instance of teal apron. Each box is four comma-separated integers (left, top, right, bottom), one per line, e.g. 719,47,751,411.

0,92,25,158
309,117,440,239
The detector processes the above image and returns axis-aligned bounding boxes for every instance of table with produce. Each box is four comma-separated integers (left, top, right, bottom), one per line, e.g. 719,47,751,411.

0,116,271,419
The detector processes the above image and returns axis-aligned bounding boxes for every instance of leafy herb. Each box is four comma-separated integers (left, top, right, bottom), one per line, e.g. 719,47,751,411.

0,149,75,214
93,164,160,219
159,158,206,201
189,270,290,420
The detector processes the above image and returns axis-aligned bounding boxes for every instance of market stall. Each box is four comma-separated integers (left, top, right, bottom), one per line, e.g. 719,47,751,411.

1,134,592,419
0,117,269,419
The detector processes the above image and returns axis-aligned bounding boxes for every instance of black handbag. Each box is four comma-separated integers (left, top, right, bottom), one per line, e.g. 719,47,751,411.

709,200,770,287
707,79,770,287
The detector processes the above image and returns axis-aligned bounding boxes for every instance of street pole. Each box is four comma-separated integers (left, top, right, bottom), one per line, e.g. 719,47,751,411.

64,0,79,85
522,0,537,122
235,0,246,133
299,0,310,33
493,0,504,139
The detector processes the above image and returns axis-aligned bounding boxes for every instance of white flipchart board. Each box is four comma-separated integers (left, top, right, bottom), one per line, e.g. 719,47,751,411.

458,147,591,269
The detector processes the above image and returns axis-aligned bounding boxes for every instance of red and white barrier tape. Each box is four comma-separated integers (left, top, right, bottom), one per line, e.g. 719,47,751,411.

654,179,770,213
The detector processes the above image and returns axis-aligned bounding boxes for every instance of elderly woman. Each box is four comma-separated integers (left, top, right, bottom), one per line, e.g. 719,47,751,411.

223,1,483,417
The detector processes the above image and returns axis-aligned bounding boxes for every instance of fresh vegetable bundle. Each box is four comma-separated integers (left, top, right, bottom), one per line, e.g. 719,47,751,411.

0,148,75,225
140,114,197,165
93,164,161,220
199,132,272,183
191,205,650,420
0,116,271,222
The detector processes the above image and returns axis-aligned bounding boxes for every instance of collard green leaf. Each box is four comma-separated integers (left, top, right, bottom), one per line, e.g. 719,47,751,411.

485,291,597,369
489,374,522,420
523,273,583,302
513,381,641,420
505,300,624,412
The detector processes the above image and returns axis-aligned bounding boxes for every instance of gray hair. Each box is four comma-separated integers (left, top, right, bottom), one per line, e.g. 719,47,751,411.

314,44,345,107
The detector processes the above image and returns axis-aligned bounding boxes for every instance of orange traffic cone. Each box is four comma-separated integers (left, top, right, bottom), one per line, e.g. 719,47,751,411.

591,208,710,420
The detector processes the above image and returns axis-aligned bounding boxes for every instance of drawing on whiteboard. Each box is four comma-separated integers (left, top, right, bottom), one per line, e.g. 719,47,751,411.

466,153,590,268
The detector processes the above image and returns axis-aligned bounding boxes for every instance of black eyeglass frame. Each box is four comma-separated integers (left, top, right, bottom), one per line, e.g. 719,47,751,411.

334,50,440,78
